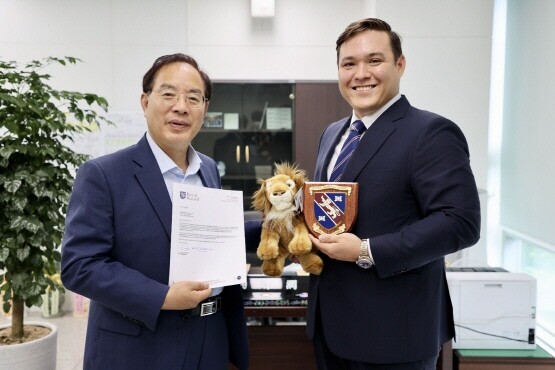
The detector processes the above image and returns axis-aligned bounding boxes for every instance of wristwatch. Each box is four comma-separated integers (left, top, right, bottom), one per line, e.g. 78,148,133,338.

356,238,373,269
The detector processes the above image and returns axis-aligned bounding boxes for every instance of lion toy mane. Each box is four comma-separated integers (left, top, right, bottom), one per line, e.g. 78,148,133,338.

252,163,323,276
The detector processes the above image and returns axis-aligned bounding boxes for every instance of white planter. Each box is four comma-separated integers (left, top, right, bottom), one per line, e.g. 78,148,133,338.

0,321,57,370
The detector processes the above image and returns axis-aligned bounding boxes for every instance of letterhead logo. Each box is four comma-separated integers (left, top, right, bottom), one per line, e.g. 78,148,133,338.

180,191,200,201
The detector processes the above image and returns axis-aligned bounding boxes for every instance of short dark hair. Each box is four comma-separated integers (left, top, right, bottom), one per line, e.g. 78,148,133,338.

142,53,212,101
336,18,403,64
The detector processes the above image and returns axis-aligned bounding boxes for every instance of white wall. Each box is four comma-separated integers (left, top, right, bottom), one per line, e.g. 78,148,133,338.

0,0,492,189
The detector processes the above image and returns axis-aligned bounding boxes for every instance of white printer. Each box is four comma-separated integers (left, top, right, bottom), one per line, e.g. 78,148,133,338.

446,267,537,349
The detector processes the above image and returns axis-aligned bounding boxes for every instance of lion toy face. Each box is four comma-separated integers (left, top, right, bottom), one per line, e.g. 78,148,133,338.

265,175,297,212
252,163,323,277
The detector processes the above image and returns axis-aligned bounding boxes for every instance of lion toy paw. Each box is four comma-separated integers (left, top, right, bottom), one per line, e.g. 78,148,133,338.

252,162,323,276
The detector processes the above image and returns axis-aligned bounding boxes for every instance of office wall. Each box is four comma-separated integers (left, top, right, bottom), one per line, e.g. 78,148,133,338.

0,0,493,190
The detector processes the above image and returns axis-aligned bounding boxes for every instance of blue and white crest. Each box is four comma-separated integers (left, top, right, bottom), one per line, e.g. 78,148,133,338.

303,182,359,235
313,192,346,229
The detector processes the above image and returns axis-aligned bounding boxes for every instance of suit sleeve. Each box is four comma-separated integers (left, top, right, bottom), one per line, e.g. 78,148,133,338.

370,118,481,277
61,160,169,331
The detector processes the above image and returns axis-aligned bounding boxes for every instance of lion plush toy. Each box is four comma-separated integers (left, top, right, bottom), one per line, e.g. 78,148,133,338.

252,162,323,276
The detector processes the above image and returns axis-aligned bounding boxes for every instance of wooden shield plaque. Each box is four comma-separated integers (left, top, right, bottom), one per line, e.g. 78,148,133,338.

303,182,358,235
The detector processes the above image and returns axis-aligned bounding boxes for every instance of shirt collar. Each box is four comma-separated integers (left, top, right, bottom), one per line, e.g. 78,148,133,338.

145,132,202,175
351,93,402,128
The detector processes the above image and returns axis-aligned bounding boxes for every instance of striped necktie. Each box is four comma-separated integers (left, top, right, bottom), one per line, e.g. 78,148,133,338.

329,120,367,182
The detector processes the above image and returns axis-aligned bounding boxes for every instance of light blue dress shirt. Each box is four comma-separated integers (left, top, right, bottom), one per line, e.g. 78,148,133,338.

146,132,223,296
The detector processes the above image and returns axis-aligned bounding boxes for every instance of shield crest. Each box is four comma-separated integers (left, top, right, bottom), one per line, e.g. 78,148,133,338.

303,182,358,235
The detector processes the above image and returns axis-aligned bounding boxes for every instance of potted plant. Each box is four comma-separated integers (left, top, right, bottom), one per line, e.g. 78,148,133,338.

0,57,110,367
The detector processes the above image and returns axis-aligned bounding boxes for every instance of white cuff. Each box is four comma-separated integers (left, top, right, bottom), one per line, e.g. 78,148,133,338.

365,238,375,265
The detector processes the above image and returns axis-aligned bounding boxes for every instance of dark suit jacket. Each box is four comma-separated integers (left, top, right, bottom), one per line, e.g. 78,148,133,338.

306,96,480,363
61,135,249,370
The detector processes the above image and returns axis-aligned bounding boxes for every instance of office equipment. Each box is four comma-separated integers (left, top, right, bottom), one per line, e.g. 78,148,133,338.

243,265,309,306
446,268,537,349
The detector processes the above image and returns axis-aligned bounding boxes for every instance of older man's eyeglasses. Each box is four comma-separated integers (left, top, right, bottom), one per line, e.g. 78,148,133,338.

153,88,208,109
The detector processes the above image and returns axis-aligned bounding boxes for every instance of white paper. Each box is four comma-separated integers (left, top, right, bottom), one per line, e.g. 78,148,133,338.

224,113,239,129
64,111,145,158
265,107,292,130
169,184,246,288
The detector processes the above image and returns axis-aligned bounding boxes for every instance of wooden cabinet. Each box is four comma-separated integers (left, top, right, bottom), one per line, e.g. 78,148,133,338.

294,82,351,180
243,325,316,370
194,81,350,209
229,306,316,370
194,83,294,209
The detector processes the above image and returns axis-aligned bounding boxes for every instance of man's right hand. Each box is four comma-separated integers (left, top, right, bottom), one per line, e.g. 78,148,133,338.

162,281,212,310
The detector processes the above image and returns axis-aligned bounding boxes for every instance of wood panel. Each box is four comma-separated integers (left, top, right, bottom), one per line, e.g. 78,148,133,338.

244,326,317,370
294,82,351,180
229,306,316,370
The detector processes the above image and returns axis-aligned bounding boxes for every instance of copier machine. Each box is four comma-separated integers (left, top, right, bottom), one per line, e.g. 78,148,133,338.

446,267,537,349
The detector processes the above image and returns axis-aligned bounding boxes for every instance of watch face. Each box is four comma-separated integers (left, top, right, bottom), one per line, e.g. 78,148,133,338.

356,259,373,269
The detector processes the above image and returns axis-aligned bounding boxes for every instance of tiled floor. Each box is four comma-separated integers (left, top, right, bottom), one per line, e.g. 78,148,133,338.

0,310,87,370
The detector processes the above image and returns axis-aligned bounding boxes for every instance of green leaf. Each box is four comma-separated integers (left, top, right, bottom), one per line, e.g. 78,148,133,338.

16,246,30,261
0,145,17,160
2,302,11,314
4,179,22,193
0,92,27,108
10,216,42,233
51,250,62,262
12,197,28,212
0,248,9,262
11,272,29,290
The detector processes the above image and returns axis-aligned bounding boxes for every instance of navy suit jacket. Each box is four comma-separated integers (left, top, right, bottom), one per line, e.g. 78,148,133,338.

61,135,249,370
306,96,480,363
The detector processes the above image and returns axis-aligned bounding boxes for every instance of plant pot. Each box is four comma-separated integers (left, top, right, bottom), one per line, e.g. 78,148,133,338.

0,321,57,370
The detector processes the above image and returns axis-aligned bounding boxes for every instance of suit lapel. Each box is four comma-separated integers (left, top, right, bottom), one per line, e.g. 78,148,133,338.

132,136,172,239
341,96,409,181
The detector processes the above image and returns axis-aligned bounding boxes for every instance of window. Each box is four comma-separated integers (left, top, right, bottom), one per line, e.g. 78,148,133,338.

490,0,555,353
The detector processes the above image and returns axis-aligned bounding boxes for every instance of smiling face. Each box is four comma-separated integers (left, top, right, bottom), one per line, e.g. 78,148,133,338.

140,62,208,167
338,29,406,118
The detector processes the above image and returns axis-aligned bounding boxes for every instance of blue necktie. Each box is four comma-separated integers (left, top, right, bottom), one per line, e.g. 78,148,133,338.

329,120,367,182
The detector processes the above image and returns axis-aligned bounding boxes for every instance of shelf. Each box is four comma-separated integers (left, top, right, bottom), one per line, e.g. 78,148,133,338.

195,81,352,210
194,82,295,210
244,306,307,318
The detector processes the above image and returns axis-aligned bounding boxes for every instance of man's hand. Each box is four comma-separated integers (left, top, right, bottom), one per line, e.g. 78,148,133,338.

162,281,212,310
309,233,361,262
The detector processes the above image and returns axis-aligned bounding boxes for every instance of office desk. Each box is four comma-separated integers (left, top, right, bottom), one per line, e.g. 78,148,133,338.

454,346,555,370
240,306,316,370
231,306,452,370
